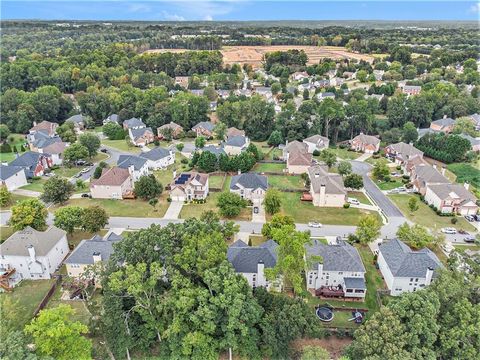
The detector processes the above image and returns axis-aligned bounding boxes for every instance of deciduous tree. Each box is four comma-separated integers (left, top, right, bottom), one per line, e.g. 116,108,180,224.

355,214,381,244
264,188,282,215
9,198,48,231
41,176,75,204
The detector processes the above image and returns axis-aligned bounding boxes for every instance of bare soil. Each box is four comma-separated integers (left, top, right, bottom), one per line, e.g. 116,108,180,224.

291,337,353,359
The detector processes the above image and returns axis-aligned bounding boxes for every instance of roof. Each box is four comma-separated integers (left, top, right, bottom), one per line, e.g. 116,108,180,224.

414,165,449,185
117,155,148,171
123,118,145,129
91,167,131,186
344,277,366,289
305,239,365,272
65,233,123,265
9,151,46,168
65,114,85,124
42,141,67,155
225,135,247,147
288,151,312,166
427,183,477,203
352,133,380,146
318,92,335,98
203,145,226,156
230,173,268,191
303,135,329,146
285,140,308,154
0,226,66,257
227,239,278,273
387,142,423,160
130,127,153,141
171,172,208,190
192,121,215,132
227,127,245,138
30,121,56,133
379,239,442,277
431,117,455,127
459,134,480,146
140,147,171,161
105,114,120,123
403,85,421,90
0,165,25,180
158,122,183,132
33,135,62,149
308,165,346,195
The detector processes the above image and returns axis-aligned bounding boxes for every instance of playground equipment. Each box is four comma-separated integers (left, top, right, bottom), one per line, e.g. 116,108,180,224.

0,268,16,292
348,311,364,324
316,306,334,322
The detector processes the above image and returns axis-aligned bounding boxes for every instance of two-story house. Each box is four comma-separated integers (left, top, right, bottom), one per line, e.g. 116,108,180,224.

0,165,28,190
410,165,449,196
170,172,209,201
385,142,424,166
350,133,380,154
90,167,134,199
424,182,478,215
117,155,149,181
192,121,215,138
224,135,249,156
140,147,175,170
308,165,346,207
9,151,52,178
303,135,330,153
157,122,184,140
230,173,268,204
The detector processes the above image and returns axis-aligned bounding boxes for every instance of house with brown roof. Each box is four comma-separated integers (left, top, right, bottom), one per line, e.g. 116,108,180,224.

192,121,215,138
430,116,455,133
174,76,189,88
350,133,380,154
424,182,478,215
170,172,209,202
385,142,424,165
226,127,245,138
157,122,183,140
90,167,134,199
129,127,155,147
308,165,346,207
29,121,58,137
403,154,428,176
411,164,449,196
283,141,312,174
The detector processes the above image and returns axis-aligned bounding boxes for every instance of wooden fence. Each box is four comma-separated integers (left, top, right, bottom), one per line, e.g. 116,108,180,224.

33,275,62,317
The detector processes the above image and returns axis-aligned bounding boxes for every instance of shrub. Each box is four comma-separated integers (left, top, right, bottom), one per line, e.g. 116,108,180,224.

181,158,188,164
343,203,350,208
0,143,12,153
451,217,458,224
312,149,321,156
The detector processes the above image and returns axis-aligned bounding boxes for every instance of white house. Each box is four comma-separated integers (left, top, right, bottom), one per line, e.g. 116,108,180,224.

140,147,175,170
377,239,442,296
308,165,347,207
303,135,330,153
38,141,68,165
0,165,28,190
0,226,69,284
117,155,150,181
305,239,366,299
230,173,268,204
224,135,249,156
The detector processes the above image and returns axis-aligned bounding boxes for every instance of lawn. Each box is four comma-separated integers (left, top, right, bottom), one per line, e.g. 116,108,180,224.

180,192,251,221
46,286,92,325
251,141,272,156
67,229,108,248
152,154,190,187
209,174,226,189
2,194,32,210
249,234,267,246
447,163,480,188
0,226,16,243
52,166,82,179
347,191,372,205
91,152,109,163
265,147,282,160
356,245,384,314
329,147,361,160
0,134,28,163
254,162,285,173
279,192,381,226
375,178,404,191
388,194,476,232
101,139,139,153
20,178,47,192
0,279,56,330
268,175,306,190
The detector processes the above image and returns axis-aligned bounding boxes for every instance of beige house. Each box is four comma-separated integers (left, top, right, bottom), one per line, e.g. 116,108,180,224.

90,167,134,199
350,133,380,154
430,117,455,133
424,183,478,215
230,173,268,204
283,141,312,174
385,142,423,165
303,135,329,153
224,135,249,156
29,121,58,137
411,165,449,196
308,165,346,207
157,122,184,140
170,172,209,201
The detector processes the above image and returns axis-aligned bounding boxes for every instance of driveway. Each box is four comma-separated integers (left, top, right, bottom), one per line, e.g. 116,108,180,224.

251,204,266,223
12,189,42,198
163,201,183,220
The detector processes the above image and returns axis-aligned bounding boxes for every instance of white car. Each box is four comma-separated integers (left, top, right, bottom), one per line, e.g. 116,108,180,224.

308,222,323,228
347,198,360,206
80,167,91,174
441,227,457,234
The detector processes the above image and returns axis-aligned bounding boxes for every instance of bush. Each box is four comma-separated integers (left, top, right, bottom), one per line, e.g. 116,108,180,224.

343,203,350,208
0,143,12,153
451,217,458,224
167,197,172,202
312,149,321,156
181,158,188,164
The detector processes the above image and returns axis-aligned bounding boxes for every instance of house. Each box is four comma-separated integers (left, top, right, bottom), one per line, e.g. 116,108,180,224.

292,71,309,81
350,133,380,154
411,165,449,195
29,121,58,137
305,239,366,299
403,154,428,176
140,147,175,170
157,122,183,140
190,89,204,97
0,226,68,284
216,89,231,99
29,133,62,152
192,121,215,138
224,135,249,156
308,165,347,207
230,173,268,204
103,114,120,125
174,76,189,88
459,134,480,152
90,167,134,199
123,117,146,130
343,71,356,80
254,87,272,98
227,239,281,291
424,183,478,215
0,165,28,190
316,92,335,101
314,79,330,88
234,89,252,97
283,141,312,174
129,127,155,147
468,113,480,130
210,101,218,111
330,77,344,87
65,232,123,281
226,127,245,138
170,172,209,201
65,114,86,132
402,85,421,96
303,135,329,153
9,151,52,178
202,145,226,157
117,155,149,181
373,70,384,81
38,141,67,165
385,142,424,165
430,116,455,133
378,239,442,296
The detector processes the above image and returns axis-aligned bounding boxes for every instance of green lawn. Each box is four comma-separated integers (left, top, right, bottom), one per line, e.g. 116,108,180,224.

67,229,108,248
46,286,92,325
375,178,404,191
266,147,282,160
180,192,251,221
356,245,384,314
279,192,381,225
101,139,139,153
447,163,480,188
254,162,285,173
268,175,306,190
0,134,28,163
91,152,109,163
388,194,476,232
251,141,272,156
453,244,480,252
152,154,189,187
2,194,33,210
249,235,267,246
20,178,47,192
53,166,82,179
329,147,361,160
209,174,226,189
0,226,16,243
347,191,372,205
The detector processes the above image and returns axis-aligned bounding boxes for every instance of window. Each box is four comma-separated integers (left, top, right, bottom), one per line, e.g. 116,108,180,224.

346,289,353,293
354,289,365,293
309,280,312,285
410,278,413,281
415,278,418,282
338,272,343,275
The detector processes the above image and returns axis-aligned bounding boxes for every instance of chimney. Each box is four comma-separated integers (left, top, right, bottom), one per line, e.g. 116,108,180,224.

27,245,36,262
441,166,446,175
425,267,434,286
464,182,470,190
128,165,135,177
238,169,241,175
92,252,102,263
320,184,326,203
443,114,447,119
432,163,437,170
257,260,265,286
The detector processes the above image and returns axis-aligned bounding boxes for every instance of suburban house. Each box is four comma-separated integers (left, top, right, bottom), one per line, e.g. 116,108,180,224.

174,76,189,88
234,89,252,97
216,89,231,99
190,89,204,97
227,239,282,291
303,135,330,153
224,135,250,156
64,232,123,282
424,183,478,215
9,151,52,178
90,167,134,199
350,133,380,154
28,130,61,151
316,92,335,101
140,147,175,170
226,127,245,138
459,134,480,152
385,142,424,165
170,172,209,201
403,154,428,176
29,121,58,138
411,165,449,195
430,117,455,133
373,70,384,81
468,113,480,130
254,86,272,99
308,165,347,207
202,144,226,157
129,127,155,147
38,141,67,165
0,165,28,190
65,114,86,132
0,226,69,283
157,122,183,140
103,114,120,125
378,239,442,296
305,239,366,299
292,71,309,81
402,85,421,96
283,141,312,174
192,121,215,138
123,117,146,130
230,173,268,204
117,155,149,181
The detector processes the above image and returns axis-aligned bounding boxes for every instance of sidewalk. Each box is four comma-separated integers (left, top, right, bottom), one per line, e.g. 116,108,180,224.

356,153,372,162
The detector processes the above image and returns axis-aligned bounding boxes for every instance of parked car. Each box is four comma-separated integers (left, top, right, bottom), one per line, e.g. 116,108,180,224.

458,229,468,235
100,148,108,153
308,222,322,228
465,215,475,222
75,160,86,166
347,198,360,206
464,236,476,243
441,227,457,234
81,193,91,198
80,167,91,174
74,172,83,178
253,206,259,214
474,215,480,222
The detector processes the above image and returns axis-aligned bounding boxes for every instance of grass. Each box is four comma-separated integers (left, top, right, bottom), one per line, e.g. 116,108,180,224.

101,139,140,153
180,192,251,221
0,134,28,163
453,244,480,252
329,147,361,160
0,279,56,330
447,163,480,188
268,175,306,190
356,245,384,314
91,152,109,163
46,286,92,325
209,174,226,189
53,166,82,179
254,162,285,173
266,147,282,160
67,229,108,248
252,141,272,156
375,178,404,191
0,226,16,243
279,192,381,226
2,194,33,209
20,178,47,192
347,191,372,205
249,234,267,246
388,194,476,232
152,154,189,187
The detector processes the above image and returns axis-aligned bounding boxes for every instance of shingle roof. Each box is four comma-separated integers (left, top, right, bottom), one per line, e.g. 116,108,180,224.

117,155,148,171
30,121,56,133
140,147,171,161
65,114,85,124
431,117,455,127
33,135,61,149
203,145,226,156
193,121,215,132
230,173,268,191
227,239,278,273
0,226,66,257
226,127,245,138
91,167,131,186
225,135,247,147
288,151,312,166
427,183,477,203
305,239,365,272
9,151,45,168
308,165,346,195
414,165,449,185
43,141,67,155
304,135,329,145
104,114,120,123
379,239,442,277
387,142,423,160
459,133,480,146
285,140,308,153
353,133,380,146
158,122,183,132
0,165,25,181
65,233,123,265
123,118,145,129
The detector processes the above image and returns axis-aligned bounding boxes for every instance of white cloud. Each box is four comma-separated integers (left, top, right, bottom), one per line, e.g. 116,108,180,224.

128,3,151,13
162,0,247,21
468,3,480,13
204,14,213,21
162,10,186,21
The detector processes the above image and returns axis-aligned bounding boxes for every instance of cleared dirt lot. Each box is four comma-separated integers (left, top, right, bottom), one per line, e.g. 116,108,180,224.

144,45,374,67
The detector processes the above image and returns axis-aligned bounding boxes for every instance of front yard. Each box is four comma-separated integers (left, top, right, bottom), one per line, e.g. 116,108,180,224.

2,194,32,209
20,178,47,192
254,162,285,173
374,178,404,191
347,191,372,205
329,147,362,161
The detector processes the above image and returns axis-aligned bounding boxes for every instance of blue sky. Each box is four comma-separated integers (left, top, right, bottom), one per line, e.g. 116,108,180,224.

2,1,480,21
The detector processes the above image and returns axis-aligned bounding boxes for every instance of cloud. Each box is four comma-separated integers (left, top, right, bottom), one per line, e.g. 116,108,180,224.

162,10,185,21
128,3,151,13
162,0,247,21
468,3,480,13
204,14,213,21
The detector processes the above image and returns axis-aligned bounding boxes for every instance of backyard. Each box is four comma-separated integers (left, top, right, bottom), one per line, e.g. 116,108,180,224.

0,134,28,163
254,162,285,173
447,163,480,188
209,174,227,189
328,147,362,161
152,154,190,186
268,174,306,190
0,226,16,243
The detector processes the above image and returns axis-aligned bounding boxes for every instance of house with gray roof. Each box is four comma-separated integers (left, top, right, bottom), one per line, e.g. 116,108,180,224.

308,165,346,207
385,142,424,165
316,92,335,101
140,147,175,170
305,239,366,298
227,239,281,290
424,182,478,215
117,155,149,181
430,116,455,133
0,165,28,190
303,135,329,153
378,238,442,296
128,127,155,147
411,164,449,195
65,114,86,132
103,114,120,125
224,135,249,155
9,151,53,178
230,173,268,204
192,121,215,138
123,117,146,130
202,144,226,157
30,132,62,152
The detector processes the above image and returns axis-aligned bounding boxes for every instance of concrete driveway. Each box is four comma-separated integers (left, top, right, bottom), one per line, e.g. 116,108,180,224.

251,204,266,223
163,201,184,220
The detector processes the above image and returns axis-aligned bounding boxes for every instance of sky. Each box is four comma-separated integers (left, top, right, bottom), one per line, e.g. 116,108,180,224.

2,1,480,21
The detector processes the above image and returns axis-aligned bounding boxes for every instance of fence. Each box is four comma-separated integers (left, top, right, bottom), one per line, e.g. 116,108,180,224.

33,275,62,317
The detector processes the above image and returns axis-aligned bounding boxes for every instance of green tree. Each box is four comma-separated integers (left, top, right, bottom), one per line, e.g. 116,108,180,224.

319,149,337,168
408,197,419,214
81,206,108,233
24,304,92,360
57,121,77,143
301,346,330,360
9,198,48,231
396,223,436,249
63,143,89,164
203,86,217,101
197,151,218,172
148,198,159,211
102,122,126,140
453,117,479,137
337,161,352,175
261,213,295,238
176,142,184,151
267,130,283,147
402,121,418,144
356,70,368,83
217,192,246,218
355,214,381,244
78,133,101,158
264,188,282,215
0,124,11,142
53,206,85,234
0,186,12,207
344,173,363,189
372,159,390,180
214,122,227,140
41,176,75,204
134,175,163,200
195,135,206,148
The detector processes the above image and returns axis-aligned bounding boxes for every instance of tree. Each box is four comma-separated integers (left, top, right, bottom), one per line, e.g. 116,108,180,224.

301,346,330,360
356,70,368,83
197,151,218,172
195,135,206,148
176,142,184,151
0,186,12,207
78,133,101,158
54,206,84,234
24,304,92,360
81,206,108,232
453,117,479,137
103,122,126,140
0,124,11,142
267,130,283,147
214,122,227,140
344,173,363,189
63,143,89,164
243,96,275,141
57,122,77,143
148,198,158,212
9,198,48,231
262,213,295,238
264,188,282,215
319,149,337,168
41,176,75,204
355,214,381,244
217,192,246,218
396,223,436,249
337,161,352,175
134,175,163,200
408,197,419,214
402,121,418,144
372,159,390,180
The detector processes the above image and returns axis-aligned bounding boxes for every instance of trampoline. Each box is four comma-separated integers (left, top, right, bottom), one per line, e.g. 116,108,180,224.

316,306,334,322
